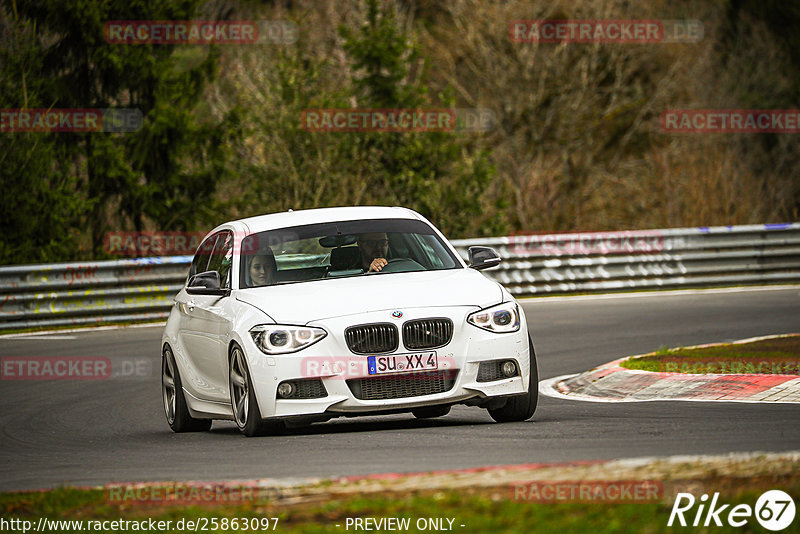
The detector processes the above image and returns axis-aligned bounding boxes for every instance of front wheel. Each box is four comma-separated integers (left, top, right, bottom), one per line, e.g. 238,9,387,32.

487,335,539,423
162,346,212,432
229,344,283,437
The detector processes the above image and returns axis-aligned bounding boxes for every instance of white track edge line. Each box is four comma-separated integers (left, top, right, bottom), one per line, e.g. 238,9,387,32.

520,284,800,303
0,321,167,338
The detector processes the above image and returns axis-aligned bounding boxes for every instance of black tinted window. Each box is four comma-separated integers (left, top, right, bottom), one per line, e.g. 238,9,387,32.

239,219,460,287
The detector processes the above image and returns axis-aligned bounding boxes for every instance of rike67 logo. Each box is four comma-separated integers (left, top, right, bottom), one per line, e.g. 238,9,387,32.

668,490,795,531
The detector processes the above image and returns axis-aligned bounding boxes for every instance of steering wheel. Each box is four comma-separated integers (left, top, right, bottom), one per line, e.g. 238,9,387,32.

375,258,424,274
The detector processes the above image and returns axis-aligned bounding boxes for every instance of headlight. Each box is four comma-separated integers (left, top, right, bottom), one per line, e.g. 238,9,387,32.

467,302,520,333
249,325,326,354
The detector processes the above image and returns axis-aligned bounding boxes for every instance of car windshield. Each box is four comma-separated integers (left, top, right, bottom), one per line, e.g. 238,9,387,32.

239,218,461,288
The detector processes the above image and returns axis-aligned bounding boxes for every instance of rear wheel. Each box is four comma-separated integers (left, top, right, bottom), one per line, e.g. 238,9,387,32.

229,344,283,437
412,405,451,419
162,346,212,432
487,336,539,423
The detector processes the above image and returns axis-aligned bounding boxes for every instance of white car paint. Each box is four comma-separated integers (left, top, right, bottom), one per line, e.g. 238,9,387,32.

161,206,536,434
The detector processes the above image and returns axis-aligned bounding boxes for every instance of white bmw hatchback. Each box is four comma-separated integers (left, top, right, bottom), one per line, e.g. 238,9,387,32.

161,206,537,436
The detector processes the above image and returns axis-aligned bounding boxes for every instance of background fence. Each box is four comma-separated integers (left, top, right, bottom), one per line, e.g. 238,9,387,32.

1,223,798,333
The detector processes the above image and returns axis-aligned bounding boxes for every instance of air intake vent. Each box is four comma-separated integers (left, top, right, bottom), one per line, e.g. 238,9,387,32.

477,361,504,382
403,318,454,350
294,378,328,399
347,370,458,400
345,323,399,354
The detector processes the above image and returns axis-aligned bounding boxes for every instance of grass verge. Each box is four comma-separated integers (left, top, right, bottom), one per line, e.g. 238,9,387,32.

620,334,800,375
1,478,797,533
2,452,799,533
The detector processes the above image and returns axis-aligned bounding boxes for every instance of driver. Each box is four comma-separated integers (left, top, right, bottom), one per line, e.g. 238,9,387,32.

357,232,389,272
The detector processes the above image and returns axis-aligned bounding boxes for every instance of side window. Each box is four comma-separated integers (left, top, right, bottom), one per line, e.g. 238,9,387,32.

189,234,218,280
207,231,234,289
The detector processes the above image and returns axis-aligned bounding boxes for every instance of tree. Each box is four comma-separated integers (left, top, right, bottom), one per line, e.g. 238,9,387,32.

338,0,505,238
0,4,88,263
217,0,504,239
1,0,237,263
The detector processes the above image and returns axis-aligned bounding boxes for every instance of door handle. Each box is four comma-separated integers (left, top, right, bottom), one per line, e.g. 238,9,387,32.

187,300,195,312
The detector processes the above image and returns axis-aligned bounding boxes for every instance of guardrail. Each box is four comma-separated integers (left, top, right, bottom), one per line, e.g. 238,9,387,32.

1,223,798,332
449,223,800,296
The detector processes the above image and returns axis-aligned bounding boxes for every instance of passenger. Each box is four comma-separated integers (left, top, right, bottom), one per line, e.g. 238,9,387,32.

357,232,389,272
248,249,277,287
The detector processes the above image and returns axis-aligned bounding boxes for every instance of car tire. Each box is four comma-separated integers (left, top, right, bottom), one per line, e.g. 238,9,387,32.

412,405,451,419
487,335,539,423
229,344,283,437
162,346,212,433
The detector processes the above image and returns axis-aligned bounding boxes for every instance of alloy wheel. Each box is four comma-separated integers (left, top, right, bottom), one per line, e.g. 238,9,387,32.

230,347,249,427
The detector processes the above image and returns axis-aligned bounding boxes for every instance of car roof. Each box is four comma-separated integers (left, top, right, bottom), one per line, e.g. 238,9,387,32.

213,206,425,236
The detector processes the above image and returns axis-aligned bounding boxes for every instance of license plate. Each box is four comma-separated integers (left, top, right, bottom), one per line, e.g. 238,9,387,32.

367,352,438,375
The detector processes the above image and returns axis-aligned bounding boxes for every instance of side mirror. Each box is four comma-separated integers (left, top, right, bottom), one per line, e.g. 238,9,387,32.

468,246,502,271
186,270,229,296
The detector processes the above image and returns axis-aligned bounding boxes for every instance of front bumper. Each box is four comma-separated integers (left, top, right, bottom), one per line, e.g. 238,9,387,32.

243,306,531,419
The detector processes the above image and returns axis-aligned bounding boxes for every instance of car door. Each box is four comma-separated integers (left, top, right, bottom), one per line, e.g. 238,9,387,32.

174,231,235,403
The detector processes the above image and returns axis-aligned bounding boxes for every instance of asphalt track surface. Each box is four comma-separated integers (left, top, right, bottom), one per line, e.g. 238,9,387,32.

1,286,798,491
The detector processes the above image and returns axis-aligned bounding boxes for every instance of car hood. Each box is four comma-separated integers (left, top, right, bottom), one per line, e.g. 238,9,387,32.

235,268,503,324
